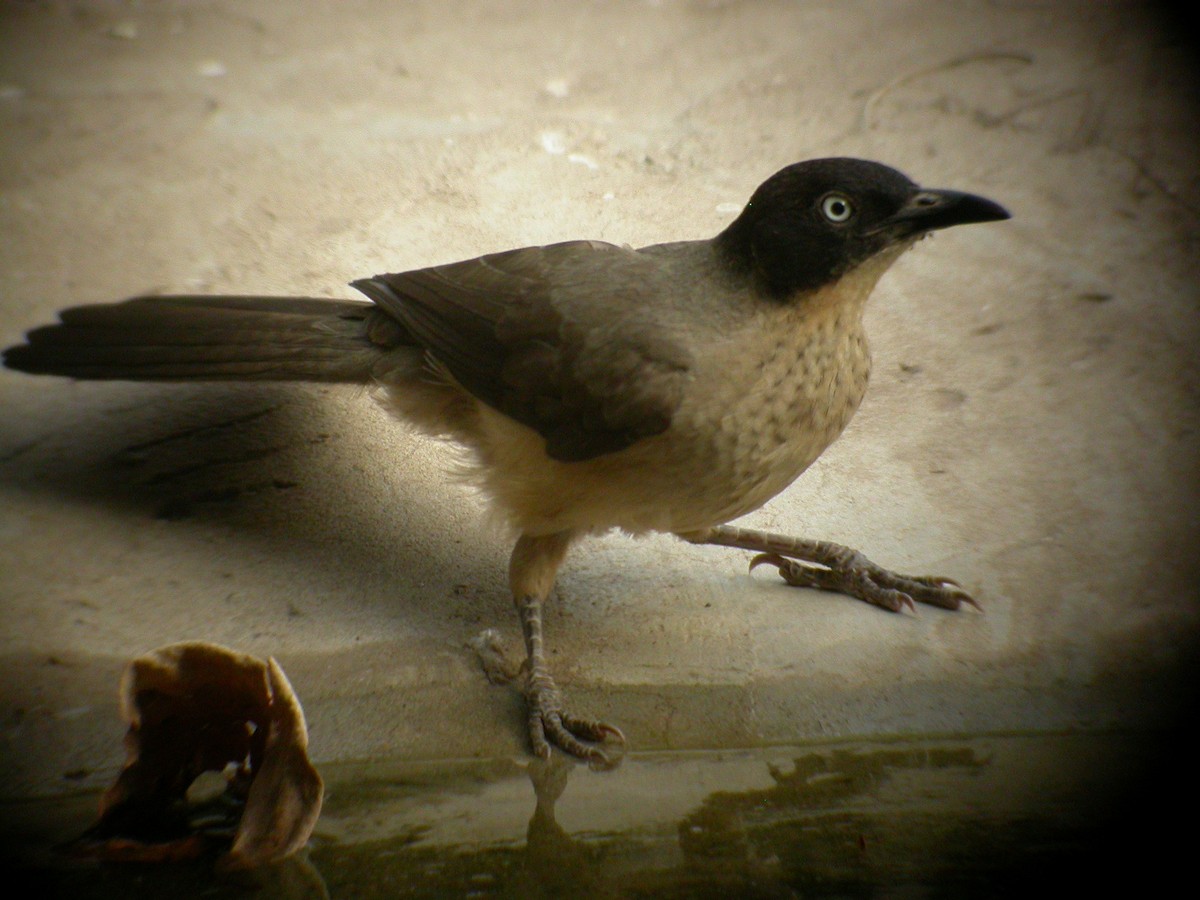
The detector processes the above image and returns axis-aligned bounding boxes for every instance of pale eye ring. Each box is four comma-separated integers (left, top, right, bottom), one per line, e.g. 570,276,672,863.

820,193,854,223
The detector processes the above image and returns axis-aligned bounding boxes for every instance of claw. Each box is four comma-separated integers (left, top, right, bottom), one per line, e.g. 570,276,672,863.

921,585,982,612
750,553,830,590
526,676,626,769
888,590,917,614
584,738,625,772
571,718,626,745
558,717,625,772
748,552,785,574
889,574,979,611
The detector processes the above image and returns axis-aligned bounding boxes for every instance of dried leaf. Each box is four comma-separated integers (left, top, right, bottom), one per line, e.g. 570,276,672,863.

221,658,323,870
65,641,322,868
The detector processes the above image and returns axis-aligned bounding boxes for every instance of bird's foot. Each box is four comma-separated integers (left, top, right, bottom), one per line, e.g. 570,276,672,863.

749,547,978,613
525,669,625,770
681,526,977,613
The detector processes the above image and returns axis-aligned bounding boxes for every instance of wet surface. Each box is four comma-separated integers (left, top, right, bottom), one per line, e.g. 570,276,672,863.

2,731,1181,897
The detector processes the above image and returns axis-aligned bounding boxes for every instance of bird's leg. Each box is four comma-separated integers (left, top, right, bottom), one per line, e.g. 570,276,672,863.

510,532,625,768
680,525,978,613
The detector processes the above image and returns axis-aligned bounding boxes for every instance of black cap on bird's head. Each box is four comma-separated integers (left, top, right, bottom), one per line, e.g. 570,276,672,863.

716,157,1010,299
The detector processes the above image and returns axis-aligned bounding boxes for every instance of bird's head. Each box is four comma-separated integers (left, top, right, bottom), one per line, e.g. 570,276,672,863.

715,158,1010,299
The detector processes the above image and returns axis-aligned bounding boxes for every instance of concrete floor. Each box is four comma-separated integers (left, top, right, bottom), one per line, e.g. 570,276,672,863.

1,0,1197,800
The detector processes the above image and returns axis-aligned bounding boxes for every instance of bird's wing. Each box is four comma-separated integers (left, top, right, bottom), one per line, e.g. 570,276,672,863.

352,241,693,462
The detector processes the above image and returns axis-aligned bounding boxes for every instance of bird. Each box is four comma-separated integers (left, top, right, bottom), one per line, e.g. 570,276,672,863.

3,157,1010,768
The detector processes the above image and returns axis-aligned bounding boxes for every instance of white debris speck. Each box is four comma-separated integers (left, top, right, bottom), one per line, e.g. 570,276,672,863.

108,21,139,40
716,202,741,215
602,191,615,201
543,78,570,98
197,59,227,78
468,629,520,685
568,153,599,170
539,130,567,155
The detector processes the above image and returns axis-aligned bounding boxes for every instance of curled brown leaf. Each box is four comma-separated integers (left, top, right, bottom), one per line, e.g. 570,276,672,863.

65,641,323,868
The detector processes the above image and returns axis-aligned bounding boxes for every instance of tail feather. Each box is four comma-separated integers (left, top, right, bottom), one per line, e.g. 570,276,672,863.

4,295,396,383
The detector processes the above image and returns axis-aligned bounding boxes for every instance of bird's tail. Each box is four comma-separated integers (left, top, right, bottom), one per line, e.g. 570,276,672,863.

3,295,400,383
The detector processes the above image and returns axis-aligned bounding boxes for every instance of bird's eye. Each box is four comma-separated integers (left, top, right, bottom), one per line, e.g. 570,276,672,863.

820,193,854,223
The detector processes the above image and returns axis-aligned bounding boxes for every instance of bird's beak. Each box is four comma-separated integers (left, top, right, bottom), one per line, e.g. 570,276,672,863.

878,188,1011,236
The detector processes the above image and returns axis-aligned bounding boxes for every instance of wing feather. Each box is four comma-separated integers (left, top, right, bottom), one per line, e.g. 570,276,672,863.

352,241,691,461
